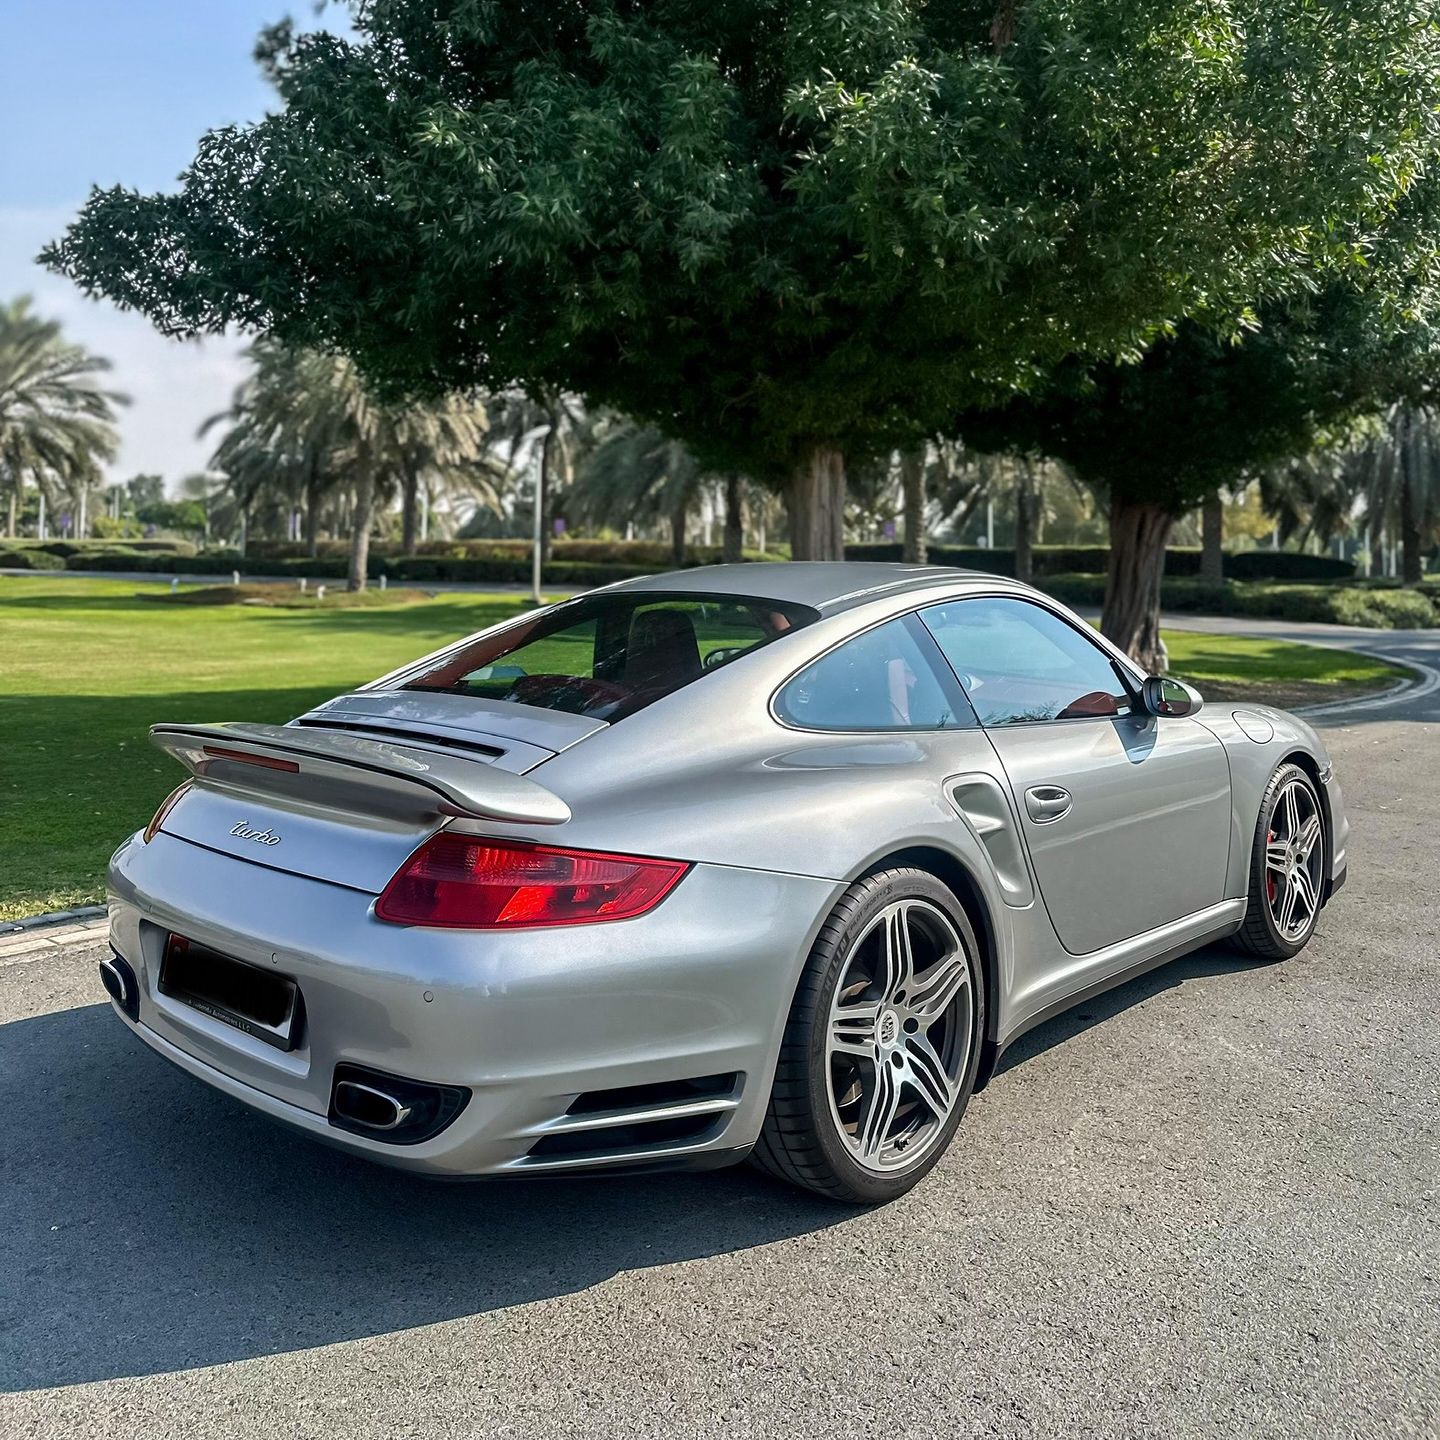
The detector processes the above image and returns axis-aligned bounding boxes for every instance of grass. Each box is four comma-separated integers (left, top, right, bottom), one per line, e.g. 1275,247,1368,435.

1161,630,1406,692
144,582,435,608
0,575,1406,921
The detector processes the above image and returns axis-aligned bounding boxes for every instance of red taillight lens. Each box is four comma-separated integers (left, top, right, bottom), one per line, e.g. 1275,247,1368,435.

143,781,192,843
374,835,690,930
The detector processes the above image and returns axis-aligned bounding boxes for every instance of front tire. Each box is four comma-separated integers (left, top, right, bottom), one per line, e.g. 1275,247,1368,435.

751,868,985,1204
1233,762,1326,960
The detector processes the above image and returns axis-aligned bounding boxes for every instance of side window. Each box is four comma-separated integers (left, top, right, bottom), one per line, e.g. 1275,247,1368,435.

775,618,973,732
919,597,1133,727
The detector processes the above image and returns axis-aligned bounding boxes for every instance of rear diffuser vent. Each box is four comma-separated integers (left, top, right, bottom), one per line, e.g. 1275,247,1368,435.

523,1072,743,1166
565,1072,737,1116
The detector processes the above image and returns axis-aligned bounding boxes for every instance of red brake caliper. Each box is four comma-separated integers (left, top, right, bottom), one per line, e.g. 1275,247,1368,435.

1266,829,1277,903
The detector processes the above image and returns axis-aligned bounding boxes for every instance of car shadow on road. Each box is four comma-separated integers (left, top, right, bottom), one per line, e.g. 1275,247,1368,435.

0,1002,848,1392
3,946,1268,1392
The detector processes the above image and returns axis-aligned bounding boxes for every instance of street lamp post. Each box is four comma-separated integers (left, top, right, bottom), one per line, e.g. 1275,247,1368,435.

531,447,543,604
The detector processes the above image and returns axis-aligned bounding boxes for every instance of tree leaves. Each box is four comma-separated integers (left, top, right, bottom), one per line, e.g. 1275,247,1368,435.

41,0,1440,488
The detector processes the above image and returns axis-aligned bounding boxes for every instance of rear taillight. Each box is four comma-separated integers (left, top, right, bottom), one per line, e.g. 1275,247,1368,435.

374,835,690,929
142,781,193,843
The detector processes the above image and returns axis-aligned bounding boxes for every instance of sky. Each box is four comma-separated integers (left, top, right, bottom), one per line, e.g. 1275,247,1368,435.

0,1,348,490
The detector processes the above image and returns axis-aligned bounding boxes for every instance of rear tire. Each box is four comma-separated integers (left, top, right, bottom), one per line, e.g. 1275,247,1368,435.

1233,762,1326,960
751,868,985,1204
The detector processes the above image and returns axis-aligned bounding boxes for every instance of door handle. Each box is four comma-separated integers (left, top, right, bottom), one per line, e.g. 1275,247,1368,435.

1024,785,1073,824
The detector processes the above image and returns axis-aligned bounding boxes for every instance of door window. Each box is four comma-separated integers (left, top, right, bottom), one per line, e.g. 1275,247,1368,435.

774,617,974,731
919,597,1134,727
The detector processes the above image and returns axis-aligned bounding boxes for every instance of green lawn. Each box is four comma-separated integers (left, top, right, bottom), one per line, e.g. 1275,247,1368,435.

0,576,1405,920
1159,630,1407,691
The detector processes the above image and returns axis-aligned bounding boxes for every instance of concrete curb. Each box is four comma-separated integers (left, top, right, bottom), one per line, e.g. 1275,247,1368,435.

1,904,106,936
1290,672,1414,717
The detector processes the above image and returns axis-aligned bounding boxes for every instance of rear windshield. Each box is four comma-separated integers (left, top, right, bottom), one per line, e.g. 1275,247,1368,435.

401,591,819,722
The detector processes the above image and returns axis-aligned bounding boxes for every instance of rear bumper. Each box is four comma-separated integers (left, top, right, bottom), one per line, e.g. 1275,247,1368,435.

106,832,840,1176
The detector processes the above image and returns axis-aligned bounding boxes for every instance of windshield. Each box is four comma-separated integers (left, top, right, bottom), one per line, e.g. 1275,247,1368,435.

401,591,819,722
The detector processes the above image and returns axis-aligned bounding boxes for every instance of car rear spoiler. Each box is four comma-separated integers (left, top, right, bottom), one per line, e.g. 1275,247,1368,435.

149,722,571,826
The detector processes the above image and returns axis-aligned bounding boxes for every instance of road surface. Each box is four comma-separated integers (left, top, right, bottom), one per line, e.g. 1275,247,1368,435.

1,640,1437,1439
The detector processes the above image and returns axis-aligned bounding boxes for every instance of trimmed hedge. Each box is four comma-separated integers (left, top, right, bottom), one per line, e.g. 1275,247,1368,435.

63,550,384,579
18,538,197,558
0,547,65,570
1041,574,1437,628
845,543,1354,581
1223,551,1354,581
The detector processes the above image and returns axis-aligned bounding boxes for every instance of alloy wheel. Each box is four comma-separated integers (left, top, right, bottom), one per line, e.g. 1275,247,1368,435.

1265,778,1324,942
825,898,975,1174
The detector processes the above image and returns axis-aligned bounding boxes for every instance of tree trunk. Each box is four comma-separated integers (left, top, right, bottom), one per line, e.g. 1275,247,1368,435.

6,487,16,539
1013,461,1034,585
400,467,419,556
900,448,927,564
722,474,744,563
670,499,688,569
787,444,846,560
304,470,322,558
1200,495,1224,582
1102,499,1175,673
1400,460,1424,586
347,462,376,593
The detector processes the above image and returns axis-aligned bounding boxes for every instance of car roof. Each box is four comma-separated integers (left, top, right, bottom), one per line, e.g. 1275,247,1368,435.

601,562,1027,614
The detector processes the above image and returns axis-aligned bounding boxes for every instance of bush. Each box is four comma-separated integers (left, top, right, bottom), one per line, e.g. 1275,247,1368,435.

1224,551,1354,581
63,549,378,579
21,538,196,558
844,544,1205,577
390,555,653,586
846,543,1352,581
0,547,64,570
1037,575,1438,628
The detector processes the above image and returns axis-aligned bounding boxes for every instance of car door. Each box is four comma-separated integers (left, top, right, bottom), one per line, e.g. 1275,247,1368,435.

918,595,1232,956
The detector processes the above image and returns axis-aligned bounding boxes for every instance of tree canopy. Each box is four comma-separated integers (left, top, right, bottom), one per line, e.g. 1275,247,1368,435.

45,0,1440,560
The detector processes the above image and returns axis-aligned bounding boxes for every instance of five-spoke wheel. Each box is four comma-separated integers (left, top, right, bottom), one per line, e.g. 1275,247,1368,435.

825,898,974,1174
753,868,984,1203
1236,762,1327,959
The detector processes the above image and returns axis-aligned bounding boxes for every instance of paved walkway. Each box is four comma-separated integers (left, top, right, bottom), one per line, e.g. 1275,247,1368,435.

0,914,107,965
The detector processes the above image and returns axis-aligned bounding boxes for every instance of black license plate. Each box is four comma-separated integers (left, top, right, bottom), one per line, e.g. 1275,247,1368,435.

159,935,302,1051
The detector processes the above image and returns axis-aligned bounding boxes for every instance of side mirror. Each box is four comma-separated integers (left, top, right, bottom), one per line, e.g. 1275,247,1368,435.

1141,675,1203,718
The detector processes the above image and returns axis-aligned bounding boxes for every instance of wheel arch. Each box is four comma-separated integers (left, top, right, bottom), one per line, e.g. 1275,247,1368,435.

857,844,1004,1091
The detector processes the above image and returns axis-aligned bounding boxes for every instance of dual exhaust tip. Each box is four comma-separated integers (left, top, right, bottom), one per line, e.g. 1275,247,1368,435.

332,1079,413,1133
99,952,140,1022
99,954,467,1147
328,1063,471,1146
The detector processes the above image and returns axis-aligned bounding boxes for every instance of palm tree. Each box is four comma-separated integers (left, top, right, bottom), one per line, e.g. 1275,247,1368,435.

207,340,503,586
568,420,744,565
1359,405,1439,583
483,391,589,564
0,296,125,538
1261,407,1439,580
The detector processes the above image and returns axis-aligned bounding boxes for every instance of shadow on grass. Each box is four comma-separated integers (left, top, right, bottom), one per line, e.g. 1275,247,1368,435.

0,589,527,634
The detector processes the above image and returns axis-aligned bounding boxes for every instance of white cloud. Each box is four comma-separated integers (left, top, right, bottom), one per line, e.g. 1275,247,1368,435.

0,205,251,494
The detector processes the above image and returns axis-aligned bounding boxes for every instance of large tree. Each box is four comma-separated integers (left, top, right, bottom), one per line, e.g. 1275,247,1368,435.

962,282,1437,667
44,1,1440,558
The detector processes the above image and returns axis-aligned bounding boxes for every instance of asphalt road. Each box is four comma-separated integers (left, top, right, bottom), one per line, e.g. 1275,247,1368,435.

2,660,1437,1437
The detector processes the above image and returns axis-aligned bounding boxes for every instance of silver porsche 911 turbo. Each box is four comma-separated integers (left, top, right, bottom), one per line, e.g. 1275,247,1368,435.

102,563,1348,1203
